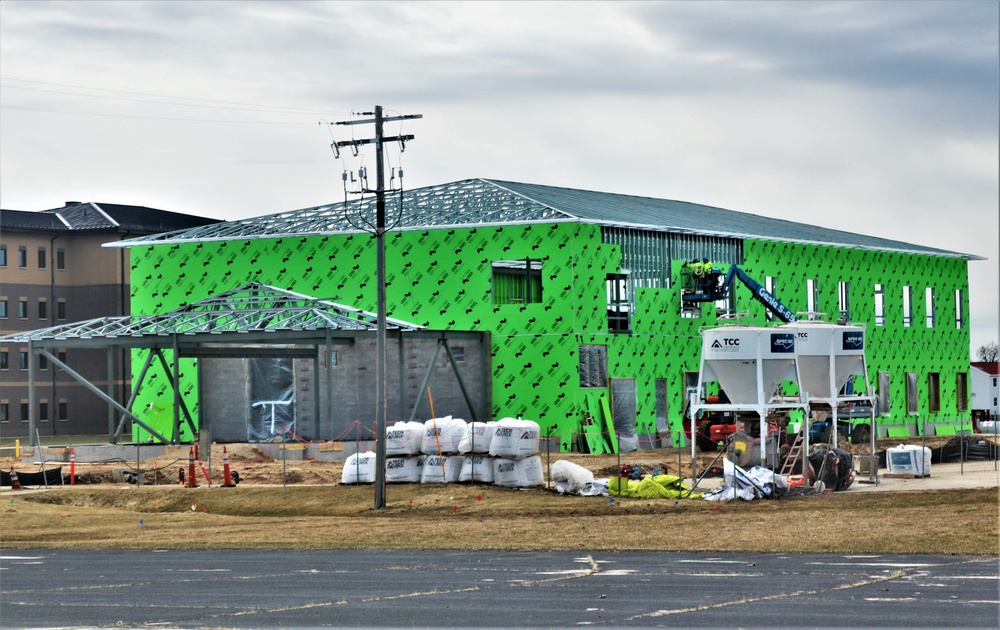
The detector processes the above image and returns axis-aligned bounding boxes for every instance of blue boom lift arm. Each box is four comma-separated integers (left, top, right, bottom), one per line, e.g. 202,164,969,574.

682,264,798,323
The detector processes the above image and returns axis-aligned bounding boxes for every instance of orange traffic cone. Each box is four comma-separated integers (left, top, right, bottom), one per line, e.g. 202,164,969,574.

10,468,21,490
222,446,236,487
186,447,198,488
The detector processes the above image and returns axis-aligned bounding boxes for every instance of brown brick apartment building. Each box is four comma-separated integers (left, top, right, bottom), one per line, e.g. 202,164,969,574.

0,202,218,438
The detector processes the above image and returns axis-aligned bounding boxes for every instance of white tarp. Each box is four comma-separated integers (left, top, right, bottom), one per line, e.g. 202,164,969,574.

550,459,594,493
704,458,788,501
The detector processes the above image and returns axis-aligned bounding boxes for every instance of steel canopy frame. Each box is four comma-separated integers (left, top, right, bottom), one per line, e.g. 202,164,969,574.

1,283,487,446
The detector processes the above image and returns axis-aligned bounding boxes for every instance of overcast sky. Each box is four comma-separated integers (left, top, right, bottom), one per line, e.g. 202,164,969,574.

1,1,997,353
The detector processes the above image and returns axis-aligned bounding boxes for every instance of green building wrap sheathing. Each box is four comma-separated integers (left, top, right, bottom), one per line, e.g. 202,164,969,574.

126,180,975,447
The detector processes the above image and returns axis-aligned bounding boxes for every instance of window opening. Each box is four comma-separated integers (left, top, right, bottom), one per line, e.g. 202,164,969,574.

0,299,7,319
17,246,27,268
38,300,47,320
906,372,918,414
37,247,46,269
874,284,885,327
19,351,28,370
806,279,819,314
0,351,7,370
56,248,65,270
579,345,608,388
20,402,29,422
58,401,68,422
838,281,850,321
955,289,963,329
925,287,935,328
491,259,542,305
0,245,6,267
902,286,913,327
956,372,968,412
0,403,8,423
57,300,66,320
18,299,28,319
764,277,776,321
877,371,891,415
606,273,630,332
928,372,940,412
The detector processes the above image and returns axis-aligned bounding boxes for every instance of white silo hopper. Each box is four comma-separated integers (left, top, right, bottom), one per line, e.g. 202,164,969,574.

700,326,798,405
785,322,866,400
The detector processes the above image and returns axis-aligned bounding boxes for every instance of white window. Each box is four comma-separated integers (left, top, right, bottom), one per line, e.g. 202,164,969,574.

925,287,935,328
874,284,885,326
902,286,913,327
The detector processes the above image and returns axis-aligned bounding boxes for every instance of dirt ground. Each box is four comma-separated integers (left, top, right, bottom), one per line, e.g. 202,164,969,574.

2,435,996,492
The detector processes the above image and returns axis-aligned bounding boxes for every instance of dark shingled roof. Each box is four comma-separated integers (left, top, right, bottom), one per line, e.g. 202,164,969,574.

0,202,219,234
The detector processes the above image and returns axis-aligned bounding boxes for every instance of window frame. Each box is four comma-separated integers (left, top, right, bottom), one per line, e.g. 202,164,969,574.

902,285,913,327
905,371,918,414
927,372,940,413
874,283,885,327
925,287,935,328
37,246,47,269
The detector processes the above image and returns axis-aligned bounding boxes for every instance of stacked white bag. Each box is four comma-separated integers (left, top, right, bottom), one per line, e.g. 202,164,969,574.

488,418,540,459
420,416,467,455
341,451,377,484
385,455,423,483
459,454,494,483
458,422,493,454
420,454,464,483
493,455,545,487
385,421,424,456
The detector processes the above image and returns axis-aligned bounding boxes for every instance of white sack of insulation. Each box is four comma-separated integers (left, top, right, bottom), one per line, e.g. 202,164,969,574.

488,418,541,459
420,455,464,483
385,421,424,456
458,421,493,454
420,416,467,455
493,455,545,488
341,451,376,484
550,459,595,493
385,455,423,483
459,455,495,483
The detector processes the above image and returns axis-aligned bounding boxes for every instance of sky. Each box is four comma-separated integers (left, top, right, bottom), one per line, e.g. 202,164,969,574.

1,1,997,353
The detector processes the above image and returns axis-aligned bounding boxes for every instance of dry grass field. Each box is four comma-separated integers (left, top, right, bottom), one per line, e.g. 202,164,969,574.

2,443,997,555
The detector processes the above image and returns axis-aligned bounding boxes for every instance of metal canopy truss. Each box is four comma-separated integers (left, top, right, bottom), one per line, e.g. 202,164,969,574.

107,179,575,247
5,284,494,446
1,283,421,345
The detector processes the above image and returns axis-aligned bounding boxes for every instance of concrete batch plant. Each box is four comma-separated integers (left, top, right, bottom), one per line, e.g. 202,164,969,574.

104,178,980,450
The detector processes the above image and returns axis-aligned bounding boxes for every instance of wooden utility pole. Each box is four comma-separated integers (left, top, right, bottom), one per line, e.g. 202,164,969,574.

335,106,421,509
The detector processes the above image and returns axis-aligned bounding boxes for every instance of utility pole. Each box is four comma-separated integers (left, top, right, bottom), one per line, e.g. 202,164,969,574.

334,106,421,509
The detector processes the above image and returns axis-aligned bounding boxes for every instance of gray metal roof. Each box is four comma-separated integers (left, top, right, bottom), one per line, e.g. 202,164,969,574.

0,283,422,345
107,178,980,260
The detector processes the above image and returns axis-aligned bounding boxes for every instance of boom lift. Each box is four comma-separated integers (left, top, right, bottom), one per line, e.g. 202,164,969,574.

681,261,797,323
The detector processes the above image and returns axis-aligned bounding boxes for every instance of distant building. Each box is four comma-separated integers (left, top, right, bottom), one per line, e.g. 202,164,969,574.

971,362,999,430
0,202,219,437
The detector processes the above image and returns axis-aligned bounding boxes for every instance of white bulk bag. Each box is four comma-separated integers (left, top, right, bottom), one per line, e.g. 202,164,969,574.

420,455,463,483
458,422,493,454
887,444,932,476
341,451,376,484
420,416,467,455
488,418,540,459
386,421,423,456
459,455,495,483
385,455,423,483
493,455,545,488
551,459,595,493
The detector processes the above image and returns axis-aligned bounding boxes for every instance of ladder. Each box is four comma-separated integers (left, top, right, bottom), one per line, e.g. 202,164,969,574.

780,432,805,477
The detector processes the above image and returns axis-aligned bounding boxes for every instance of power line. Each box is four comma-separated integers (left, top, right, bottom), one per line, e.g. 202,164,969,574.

0,76,341,115
0,83,331,115
0,105,316,124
